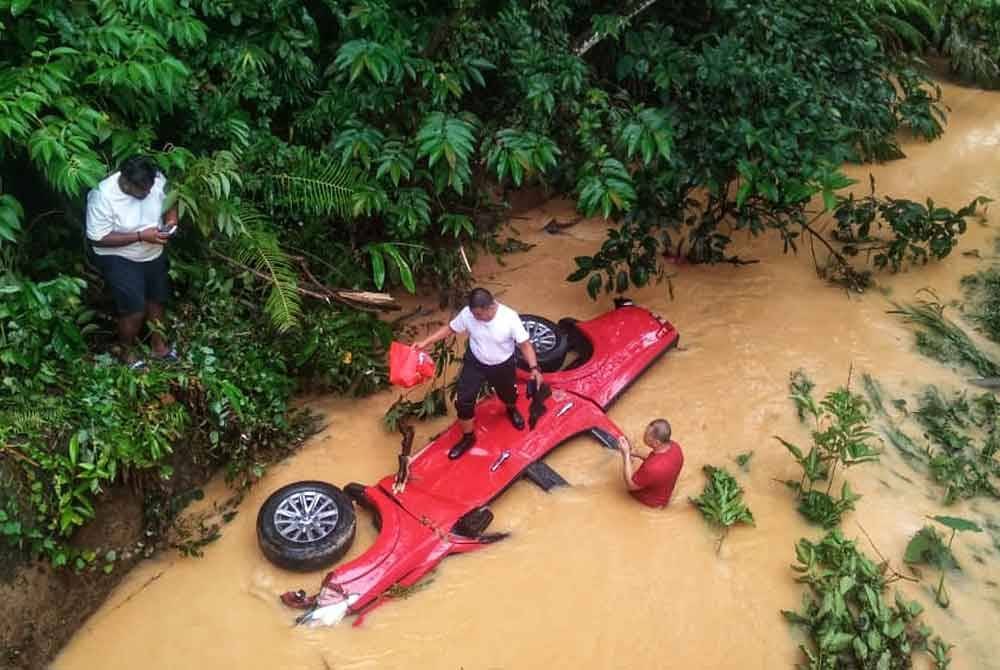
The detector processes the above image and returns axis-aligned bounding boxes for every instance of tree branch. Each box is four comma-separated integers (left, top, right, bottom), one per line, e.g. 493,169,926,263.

211,249,399,312
574,0,663,56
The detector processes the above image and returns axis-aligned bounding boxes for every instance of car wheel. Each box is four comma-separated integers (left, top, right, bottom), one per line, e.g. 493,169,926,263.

257,481,356,572
517,314,569,372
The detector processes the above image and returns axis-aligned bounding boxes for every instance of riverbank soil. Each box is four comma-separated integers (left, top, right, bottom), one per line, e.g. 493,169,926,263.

40,80,1000,669
0,489,143,670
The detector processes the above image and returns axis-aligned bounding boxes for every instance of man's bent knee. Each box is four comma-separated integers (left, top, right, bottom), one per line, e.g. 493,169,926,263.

456,397,476,420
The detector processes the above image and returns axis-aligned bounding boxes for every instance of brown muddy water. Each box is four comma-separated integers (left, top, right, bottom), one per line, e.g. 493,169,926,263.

56,82,1000,670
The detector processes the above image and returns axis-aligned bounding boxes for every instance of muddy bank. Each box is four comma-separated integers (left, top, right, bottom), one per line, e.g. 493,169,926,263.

48,80,1000,670
0,488,143,670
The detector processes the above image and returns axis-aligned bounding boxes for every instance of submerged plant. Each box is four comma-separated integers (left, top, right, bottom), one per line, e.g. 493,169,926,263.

790,369,817,423
689,466,754,553
961,267,1000,343
778,378,881,528
733,451,754,472
889,293,1000,377
784,529,950,669
904,516,983,608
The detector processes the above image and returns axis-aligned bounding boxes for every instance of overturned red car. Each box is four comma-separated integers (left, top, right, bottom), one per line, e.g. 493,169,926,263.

256,299,679,626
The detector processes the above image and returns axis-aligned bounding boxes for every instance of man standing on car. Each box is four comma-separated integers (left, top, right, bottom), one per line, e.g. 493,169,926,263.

86,155,179,368
618,419,684,507
415,288,544,459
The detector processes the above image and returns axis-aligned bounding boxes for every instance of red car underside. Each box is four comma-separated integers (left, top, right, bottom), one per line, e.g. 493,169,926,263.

281,305,679,624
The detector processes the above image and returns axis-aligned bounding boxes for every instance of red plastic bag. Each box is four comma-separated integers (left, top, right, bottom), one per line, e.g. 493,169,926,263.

388,341,436,388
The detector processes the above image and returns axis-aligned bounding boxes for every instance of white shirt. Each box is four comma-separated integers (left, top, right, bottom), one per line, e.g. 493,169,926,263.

450,303,530,365
86,171,168,262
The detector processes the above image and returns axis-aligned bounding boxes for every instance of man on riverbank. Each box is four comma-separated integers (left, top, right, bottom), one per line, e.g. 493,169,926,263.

86,155,179,368
618,419,684,507
415,288,544,459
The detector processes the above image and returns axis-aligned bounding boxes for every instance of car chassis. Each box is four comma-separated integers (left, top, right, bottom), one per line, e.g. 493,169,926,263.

267,300,679,626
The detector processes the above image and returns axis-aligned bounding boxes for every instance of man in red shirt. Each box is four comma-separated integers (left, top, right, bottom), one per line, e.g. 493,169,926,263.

618,419,684,507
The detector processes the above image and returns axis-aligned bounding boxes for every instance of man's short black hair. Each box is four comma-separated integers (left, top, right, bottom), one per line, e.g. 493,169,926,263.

120,155,158,190
647,419,672,444
468,287,494,309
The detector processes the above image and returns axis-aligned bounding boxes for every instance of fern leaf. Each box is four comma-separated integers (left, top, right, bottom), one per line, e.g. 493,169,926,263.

232,210,302,332
272,159,362,218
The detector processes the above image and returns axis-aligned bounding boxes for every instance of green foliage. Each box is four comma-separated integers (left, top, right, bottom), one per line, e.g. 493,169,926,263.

796,485,863,530
0,193,23,247
904,516,982,607
778,378,881,528
0,265,388,564
890,293,1000,377
904,526,957,569
784,529,950,669
831,181,990,274
937,0,1000,88
960,267,1000,343
862,375,1000,504
790,369,818,423
564,0,965,297
689,465,754,552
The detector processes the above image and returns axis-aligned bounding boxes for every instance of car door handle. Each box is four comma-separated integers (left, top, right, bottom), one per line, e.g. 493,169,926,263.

490,450,511,472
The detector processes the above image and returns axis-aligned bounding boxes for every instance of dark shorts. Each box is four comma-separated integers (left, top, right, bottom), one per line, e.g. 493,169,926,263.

455,352,517,420
94,253,170,315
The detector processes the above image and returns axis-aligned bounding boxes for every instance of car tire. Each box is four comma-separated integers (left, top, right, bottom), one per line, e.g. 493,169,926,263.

257,481,356,572
517,314,569,372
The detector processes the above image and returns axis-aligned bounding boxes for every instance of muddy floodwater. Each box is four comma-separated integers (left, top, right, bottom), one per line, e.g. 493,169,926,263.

56,82,1000,670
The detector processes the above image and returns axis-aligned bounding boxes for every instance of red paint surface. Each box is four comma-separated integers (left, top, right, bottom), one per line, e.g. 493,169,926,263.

283,305,679,621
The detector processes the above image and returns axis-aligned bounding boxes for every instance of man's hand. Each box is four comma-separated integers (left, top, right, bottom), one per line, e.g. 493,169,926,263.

413,339,428,351
531,368,543,387
139,227,170,245
163,207,179,229
618,436,631,453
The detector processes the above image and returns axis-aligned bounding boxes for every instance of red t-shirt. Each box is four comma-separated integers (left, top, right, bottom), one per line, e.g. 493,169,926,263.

630,442,684,508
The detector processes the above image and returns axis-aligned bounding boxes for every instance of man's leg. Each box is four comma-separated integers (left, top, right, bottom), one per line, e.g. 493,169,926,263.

451,358,486,459
98,255,147,364
146,301,168,357
117,312,145,362
487,357,523,430
144,254,171,357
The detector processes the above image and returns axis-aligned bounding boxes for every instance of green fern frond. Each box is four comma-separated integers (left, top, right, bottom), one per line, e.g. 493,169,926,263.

272,160,362,218
231,209,302,332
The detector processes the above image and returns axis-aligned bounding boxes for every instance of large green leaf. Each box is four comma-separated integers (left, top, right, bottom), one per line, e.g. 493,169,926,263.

931,515,982,533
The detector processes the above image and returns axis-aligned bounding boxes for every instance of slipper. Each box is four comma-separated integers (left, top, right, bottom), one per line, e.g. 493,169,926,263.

155,347,180,363
128,359,147,371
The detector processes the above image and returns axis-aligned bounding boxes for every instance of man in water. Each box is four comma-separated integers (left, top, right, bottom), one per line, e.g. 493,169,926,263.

86,155,179,368
618,419,684,507
415,287,544,459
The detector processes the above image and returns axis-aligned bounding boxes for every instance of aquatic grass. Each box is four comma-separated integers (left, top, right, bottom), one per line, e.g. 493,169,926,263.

889,294,1000,377
961,268,1000,343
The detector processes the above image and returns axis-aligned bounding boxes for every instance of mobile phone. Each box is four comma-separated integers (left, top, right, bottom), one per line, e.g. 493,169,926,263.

157,222,177,236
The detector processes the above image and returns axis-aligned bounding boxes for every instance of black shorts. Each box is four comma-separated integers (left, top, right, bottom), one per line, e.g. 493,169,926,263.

455,352,518,420
94,253,170,315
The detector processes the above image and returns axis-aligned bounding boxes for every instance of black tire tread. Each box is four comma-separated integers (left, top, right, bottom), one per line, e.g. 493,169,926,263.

257,480,356,572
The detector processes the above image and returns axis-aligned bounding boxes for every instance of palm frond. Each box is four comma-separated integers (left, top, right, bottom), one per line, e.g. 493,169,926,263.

271,158,362,218
232,207,302,332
